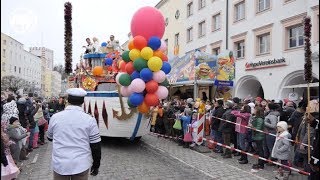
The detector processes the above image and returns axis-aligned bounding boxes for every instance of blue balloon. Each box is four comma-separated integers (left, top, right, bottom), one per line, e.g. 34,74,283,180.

101,42,107,47
131,71,140,80
161,62,171,74
105,58,113,66
129,93,144,106
147,36,161,50
140,68,153,82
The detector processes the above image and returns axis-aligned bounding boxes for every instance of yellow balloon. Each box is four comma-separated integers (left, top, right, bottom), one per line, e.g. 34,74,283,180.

141,47,154,60
129,49,141,61
147,56,163,72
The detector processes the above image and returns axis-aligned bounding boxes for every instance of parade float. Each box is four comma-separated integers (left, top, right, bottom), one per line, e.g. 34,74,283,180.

64,5,170,140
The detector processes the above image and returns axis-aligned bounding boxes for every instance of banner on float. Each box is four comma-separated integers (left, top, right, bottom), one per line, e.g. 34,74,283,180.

214,50,235,87
214,80,234,87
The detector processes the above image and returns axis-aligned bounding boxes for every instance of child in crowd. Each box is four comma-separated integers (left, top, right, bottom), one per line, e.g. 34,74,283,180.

251,106,265,170
272,121,291,180
7,116,29,163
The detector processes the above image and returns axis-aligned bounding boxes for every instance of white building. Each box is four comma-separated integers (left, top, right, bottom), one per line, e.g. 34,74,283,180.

154,0,319,101
51,71,62,97
1,33,42,91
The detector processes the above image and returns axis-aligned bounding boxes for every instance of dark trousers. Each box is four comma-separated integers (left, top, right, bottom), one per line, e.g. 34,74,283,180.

39,124,45,143
28,128,35,149
222,132,231,155
231,130,238,149
254,140,265,166
53,169,89,180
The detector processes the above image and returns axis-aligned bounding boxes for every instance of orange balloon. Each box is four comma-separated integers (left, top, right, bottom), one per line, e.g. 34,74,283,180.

92,66,104,76
162,54,168,62
153,50,164,59
128,40,135,50
138,102,150,114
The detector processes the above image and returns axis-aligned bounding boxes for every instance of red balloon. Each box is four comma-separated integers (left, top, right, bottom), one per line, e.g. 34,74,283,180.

144,93,159,106
162,54,168,62
145,80,159,93
119,60,126,72
133,36,147,50
125,62,135,74
131,6,165,41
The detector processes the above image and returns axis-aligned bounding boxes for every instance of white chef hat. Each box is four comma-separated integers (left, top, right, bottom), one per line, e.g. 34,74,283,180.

66,88,87,97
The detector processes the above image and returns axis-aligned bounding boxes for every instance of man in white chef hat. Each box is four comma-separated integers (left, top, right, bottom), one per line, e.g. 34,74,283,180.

47,88,101,179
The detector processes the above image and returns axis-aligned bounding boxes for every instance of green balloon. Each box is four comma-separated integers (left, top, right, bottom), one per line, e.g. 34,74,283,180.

119,74,132,86
122,51,131,63
160,78,170,87
133,58,148,71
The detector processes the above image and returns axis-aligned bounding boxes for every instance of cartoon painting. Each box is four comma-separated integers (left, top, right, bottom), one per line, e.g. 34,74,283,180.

216,51,235,81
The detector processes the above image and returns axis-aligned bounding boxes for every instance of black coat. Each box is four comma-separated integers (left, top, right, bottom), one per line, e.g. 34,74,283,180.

310,114,319,167
211,106,225,131
218,108,234,133
288,109,304,140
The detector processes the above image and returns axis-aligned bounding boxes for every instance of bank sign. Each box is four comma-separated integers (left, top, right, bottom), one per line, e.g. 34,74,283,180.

245,57,287,71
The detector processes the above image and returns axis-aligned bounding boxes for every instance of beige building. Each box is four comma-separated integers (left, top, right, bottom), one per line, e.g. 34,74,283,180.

1,33,42,93
51,71,62,97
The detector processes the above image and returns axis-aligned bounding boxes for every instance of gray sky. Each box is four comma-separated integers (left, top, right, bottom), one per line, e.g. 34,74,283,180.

1,0,160,67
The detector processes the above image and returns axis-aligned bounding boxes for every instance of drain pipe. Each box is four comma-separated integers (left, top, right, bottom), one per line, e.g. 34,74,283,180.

226,0,229,49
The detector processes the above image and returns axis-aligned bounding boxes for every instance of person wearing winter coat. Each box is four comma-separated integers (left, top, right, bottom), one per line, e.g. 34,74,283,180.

1,95,19,130
251,106,265,170
16,97,28,128
264,103,280,161
25,99,41,152
218,100,234,158
7,117,29,163
272,121,291,180
232,104,251,164
288,101,307,141
305,100,320,180
211,99,225,153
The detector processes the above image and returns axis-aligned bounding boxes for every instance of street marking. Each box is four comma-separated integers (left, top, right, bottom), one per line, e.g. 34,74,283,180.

31,154,39,164
144,139,267,180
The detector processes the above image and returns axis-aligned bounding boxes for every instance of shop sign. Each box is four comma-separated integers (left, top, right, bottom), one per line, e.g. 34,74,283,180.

214,80,233,87
245,57,287,71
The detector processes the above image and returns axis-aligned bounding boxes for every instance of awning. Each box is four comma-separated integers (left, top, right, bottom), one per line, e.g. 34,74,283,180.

282,82,319,89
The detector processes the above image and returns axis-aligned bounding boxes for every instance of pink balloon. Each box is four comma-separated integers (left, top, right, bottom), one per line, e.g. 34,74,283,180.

116,73,124,85
153,70,166,83
159,39,167,52
155,86,168,100
120,86,132,97
129,78,146,93
131,6,165,41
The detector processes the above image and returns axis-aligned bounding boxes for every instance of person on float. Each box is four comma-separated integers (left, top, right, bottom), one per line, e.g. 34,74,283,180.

47,88,101,179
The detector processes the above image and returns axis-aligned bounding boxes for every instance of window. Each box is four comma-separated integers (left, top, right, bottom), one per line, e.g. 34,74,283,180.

235,40,245,58
257,0,270,12
212,47,220,55
2,62,5,72
175,33,180,46
234,1,245,22
258,33,270,54
14,66,17,72
164,39,168,54
2,49,5,57
187,27,193,42
19,67,21,74
10,65,12,72
198,21,206,37
187,2,193,17
288,25,303,48
212,13,221,31
3,40,6,45
199,0,205,9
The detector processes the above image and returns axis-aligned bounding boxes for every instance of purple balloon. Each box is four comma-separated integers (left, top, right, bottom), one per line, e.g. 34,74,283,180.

120,86,132,97
159,39,167,52
153,70,166,83
129,78,146,93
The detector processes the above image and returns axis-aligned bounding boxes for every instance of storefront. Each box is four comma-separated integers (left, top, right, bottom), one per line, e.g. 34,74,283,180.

235,55,319,102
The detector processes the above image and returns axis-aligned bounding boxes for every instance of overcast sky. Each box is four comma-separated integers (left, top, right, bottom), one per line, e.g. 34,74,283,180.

1,0,160,67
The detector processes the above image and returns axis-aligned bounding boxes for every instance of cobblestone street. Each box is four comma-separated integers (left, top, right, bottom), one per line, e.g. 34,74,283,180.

17,135,308,180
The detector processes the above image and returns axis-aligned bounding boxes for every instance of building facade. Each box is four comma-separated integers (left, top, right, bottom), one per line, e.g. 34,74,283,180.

51,71,62,97
1,33,42,92
154,0,319,101
29,47,54,95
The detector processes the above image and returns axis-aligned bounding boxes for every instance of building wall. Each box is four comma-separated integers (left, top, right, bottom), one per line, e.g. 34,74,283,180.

51,71,62,97
156,0,186,58
1,33,42,91
44,71,52,98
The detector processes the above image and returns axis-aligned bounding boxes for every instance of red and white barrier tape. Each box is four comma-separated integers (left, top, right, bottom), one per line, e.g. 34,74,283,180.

211,116,312,148
148,132,310,176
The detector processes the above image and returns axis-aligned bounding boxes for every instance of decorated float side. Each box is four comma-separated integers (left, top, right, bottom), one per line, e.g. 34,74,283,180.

66,6,170,140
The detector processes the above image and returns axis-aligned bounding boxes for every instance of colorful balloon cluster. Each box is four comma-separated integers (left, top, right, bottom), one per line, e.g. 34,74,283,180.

115,6,171,114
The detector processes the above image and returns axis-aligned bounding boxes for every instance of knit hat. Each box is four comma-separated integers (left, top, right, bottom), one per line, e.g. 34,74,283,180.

277,121,288,131
255,97,263,103
9,116,19,124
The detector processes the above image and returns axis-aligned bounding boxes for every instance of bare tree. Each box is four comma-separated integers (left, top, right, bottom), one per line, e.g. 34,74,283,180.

1,76,28,93
53,64,68,80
